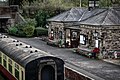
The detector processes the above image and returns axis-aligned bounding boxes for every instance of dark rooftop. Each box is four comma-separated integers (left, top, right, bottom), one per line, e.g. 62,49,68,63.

79,8,120,26
47,7,87,22
48,7,120,26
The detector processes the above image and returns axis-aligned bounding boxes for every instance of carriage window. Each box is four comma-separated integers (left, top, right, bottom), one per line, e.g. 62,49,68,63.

15,63,19,70
8,59,12,65
8,59,13,73
3,55,7,68
3,59,7,68
9,64,12,73
15,68,19,80
3,55,7,60
21,70,24,80
0,52,2,64
0,57,1,64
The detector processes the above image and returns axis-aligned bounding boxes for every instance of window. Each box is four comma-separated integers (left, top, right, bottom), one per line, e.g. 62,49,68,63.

3,55,7,60
0,53,2,64
3,55,7,68
0,57,1,64
59,31,62,39
9,64,12,73
8,59,13,73
8,59,12,64
89,1,94,7
15,63,19,80
3,59,7,68
21,71,24,80
80,35,86,45
15,63,19,70
15,68,19,80
95,40,99,48
55,28,59,39
72,32,77,38
49,29,54,40
93,32,98,37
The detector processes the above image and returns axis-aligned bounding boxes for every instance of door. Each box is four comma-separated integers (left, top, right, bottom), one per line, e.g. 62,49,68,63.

41,65,55,80
71,31,79,48
0,20,7,33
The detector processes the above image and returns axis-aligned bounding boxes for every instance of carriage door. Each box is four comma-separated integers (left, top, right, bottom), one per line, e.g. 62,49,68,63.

39,60,56,80
41,65,55,80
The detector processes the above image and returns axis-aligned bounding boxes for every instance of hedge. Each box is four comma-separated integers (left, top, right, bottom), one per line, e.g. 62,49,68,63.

35,27,48,36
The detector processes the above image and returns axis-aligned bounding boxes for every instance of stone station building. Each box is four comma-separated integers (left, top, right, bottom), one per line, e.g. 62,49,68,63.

47,8,87,48
47,0,120,56
74,8,120,52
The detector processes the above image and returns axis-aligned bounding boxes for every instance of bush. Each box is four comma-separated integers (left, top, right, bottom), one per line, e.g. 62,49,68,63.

35,27,48,36
8,26,18,36
23,25,35,37
8,19,36,37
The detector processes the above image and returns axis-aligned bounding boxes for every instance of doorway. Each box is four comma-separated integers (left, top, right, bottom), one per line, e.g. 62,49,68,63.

70,30,79,48
41,65,55,80
0,20,7,33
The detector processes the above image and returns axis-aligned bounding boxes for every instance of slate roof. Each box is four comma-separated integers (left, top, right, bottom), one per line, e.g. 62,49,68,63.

79,8,120,26
47,7,87,22
48,7,120,26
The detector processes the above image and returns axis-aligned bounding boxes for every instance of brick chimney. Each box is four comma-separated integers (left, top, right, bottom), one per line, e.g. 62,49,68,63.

88,0,99,11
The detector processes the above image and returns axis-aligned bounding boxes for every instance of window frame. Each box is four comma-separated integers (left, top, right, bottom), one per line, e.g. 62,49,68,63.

8,58,13,74
3,54,7,68
80,34,86,45
0,52,2,64
14,63,20,80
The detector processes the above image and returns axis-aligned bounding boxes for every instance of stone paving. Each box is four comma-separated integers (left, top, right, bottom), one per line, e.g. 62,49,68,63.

103,59,120,66
8,36,120,80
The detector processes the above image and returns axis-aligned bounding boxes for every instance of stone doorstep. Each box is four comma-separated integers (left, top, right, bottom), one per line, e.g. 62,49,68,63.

103,59,120,66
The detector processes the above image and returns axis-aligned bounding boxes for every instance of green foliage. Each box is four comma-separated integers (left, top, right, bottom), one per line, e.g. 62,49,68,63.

23,25,35,37
99,0,112,7
8,19,36,37
35,27,48,36
35,7,65,28
8,26,18,36
35,10,48,28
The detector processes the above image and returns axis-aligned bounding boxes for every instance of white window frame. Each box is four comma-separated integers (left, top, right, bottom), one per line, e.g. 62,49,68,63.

95,40,99,48
80,35,86,45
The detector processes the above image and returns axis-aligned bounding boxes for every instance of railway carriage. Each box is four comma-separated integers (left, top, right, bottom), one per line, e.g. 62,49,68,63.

0,34,64,80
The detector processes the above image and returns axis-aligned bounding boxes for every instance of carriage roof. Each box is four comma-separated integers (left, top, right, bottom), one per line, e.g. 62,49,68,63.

0,34,63,67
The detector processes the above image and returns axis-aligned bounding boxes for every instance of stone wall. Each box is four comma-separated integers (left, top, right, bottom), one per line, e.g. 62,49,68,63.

79,25,120,51
65,67,91,80
48,22,120,50
101,28,120,50
48,22,65,41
